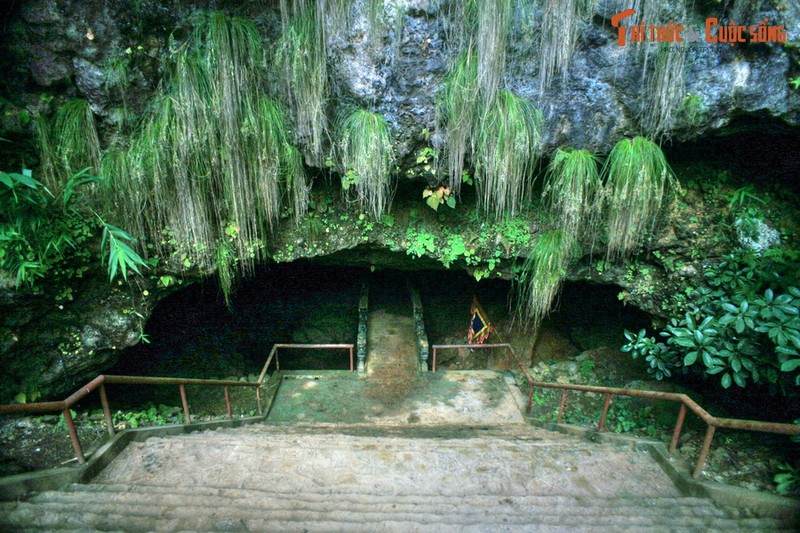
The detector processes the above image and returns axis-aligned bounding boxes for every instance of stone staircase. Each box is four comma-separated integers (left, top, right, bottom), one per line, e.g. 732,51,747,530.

0,423,790,532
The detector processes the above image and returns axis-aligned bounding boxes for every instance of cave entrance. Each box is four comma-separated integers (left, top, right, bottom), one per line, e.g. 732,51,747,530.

110,262,651,380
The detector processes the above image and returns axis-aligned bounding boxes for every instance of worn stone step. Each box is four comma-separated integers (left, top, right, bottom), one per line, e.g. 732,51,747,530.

30,486,728,518
0,496,786,533
157,422,571,442
95,439,675,499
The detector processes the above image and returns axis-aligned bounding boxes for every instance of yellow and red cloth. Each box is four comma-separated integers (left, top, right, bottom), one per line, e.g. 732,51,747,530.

468,297,494,344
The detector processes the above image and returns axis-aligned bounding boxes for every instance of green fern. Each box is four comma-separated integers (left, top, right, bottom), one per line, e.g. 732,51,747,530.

98,219,147,282
603,136,675,259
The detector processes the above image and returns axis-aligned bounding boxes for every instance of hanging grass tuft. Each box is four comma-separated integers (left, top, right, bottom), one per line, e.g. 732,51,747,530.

474,90,544,219
438,50,480,197
474,0,511,106
95,12,309,295
516,229,580,327
640,43,686,139
542,147,603,240
603,136,675,259
274,4,329,160
438,0,518,200
37,99,101,194
539,0,596,92
337,107,395,220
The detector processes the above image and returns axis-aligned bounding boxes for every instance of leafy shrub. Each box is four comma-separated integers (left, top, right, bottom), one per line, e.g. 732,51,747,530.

623,251,800,393
0,166,145,286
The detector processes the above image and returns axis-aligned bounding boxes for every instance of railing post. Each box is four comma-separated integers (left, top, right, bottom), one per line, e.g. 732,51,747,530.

598,392,612,431
557,390,568,423
526,384,533,415
256,387,263,416
693,425,716,479
670,404,688,453
224,386,232,420
349,346,354,372
179,384,191,424
62,408,85,464
432,347,437,373
504,346,510,371
99,384,115,437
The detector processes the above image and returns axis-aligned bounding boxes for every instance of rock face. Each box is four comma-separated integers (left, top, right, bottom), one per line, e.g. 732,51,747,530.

1,0,798,158
0,271,161,402
0,0,798,401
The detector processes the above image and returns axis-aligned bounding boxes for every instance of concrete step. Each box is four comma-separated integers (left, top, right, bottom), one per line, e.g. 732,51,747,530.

91,428,679,499
0,487,787,532
1,423,793,531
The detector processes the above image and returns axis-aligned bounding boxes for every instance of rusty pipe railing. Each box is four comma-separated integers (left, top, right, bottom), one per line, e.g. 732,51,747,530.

257,343,355,381
432,343,800,479
0,343,354,467
0,375,261,465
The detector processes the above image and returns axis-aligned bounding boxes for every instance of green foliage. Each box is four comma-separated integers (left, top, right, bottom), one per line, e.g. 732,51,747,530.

641,42,686,138
474,90,544,218
470,0,511,106
727,185,765,209
579,359,596,379
36,99,101,194
542,147,602,240
0,167,121,286
604,136,676,259
438,50,479,197
274,4,328,159
54,409,78,434
622,252,800,392
336,107,395,220
215,240,236,307
517,229,580,326
539,0,595,91
405,227,436,258
438,43,544,217
112,404,172,429
101,12,307,291
97,217,147,282
774,461,800,495
423,186,455,211
679,93,706,129
623,328,678,380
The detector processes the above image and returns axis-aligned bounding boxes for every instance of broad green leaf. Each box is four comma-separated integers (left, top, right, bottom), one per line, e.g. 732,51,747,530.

780,359,800,372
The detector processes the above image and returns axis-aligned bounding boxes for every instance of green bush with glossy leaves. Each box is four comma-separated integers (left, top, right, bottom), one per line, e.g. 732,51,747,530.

623,251,800,393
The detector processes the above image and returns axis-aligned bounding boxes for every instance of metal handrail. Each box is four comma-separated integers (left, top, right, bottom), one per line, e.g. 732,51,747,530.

258,343,355,381
432,343,800,479
0,343,355,466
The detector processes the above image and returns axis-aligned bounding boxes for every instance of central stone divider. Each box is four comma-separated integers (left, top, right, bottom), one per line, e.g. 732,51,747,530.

364,282,418,384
